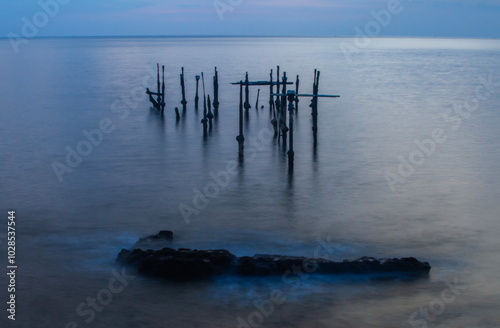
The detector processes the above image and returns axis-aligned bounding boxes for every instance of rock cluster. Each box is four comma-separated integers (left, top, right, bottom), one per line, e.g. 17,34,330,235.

117,231,431,281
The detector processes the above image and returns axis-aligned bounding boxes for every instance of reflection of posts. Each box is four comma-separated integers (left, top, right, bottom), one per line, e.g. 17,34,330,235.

207,94,214,131
237,82,245,157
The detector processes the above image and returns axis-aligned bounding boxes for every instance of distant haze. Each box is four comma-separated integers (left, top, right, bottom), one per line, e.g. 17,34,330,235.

1,0,500,38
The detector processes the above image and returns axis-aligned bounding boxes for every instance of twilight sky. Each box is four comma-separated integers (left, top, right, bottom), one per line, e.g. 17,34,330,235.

1,0,500,38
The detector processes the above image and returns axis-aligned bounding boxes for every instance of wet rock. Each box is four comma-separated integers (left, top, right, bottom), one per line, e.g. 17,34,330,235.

117,236,431,281
118,247,237,281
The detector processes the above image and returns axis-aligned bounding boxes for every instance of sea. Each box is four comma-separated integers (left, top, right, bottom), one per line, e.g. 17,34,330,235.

1,37,500,327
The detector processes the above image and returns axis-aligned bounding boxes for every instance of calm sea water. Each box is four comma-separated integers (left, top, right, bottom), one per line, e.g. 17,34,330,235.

1,37,500,327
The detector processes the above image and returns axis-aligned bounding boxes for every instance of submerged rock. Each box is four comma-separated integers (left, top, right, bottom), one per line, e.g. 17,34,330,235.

117,235,431,281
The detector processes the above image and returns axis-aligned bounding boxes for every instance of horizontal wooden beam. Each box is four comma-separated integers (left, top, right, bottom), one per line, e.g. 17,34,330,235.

232,81,294,86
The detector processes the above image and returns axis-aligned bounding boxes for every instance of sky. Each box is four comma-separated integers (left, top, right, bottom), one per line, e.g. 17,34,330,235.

1,0,500,38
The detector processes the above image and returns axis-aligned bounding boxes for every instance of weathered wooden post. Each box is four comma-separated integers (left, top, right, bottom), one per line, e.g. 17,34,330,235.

287,90,296,168
244,72,251,112
195,75,200,110
207,94,214,131
160,65,166,112
295,75,300,109
201,73,208,136
236,82,245,157
311,70,320,144
275,66,281,110
255,88,260,110
213,67,220,115
157,64,161,107
269,69,274,111
281,72,287,111
280,72,288,144
180,67,187,110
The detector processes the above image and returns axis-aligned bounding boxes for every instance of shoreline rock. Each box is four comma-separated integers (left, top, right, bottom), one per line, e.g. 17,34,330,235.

117,233,431,281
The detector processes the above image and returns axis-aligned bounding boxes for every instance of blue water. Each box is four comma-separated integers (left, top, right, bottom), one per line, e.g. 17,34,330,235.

1,37,500,327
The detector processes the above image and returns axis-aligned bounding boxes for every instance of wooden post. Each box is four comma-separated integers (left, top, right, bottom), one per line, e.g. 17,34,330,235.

276,66,281,140
207,94,214,131
236,82,245,156
295,75,300,109
157,63,161,108
195,75,200,110
287,90,296,168
275,66,281,111
244,72,251,111
311,70,321,145
269,69,273,111
180,67,187,109
281,72,287,111
160,65,166,112
213,67,219,115
255,88,260,110
280,72,288,145
201,73,208,136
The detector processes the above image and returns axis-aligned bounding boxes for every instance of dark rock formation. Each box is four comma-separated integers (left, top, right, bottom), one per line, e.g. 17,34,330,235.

117,245,431,281
117,248,236,281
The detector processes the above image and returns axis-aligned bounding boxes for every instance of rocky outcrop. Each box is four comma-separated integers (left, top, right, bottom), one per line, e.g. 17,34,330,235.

117,247,236,281
117,237,431,281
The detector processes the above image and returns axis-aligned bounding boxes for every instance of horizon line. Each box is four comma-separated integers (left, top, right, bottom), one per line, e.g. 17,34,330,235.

0,35,499,41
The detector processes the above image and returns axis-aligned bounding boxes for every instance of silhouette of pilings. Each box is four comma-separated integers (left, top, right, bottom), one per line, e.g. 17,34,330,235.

272,73,339,167
236,82,245,157
180,67,187,110
146,63,165,112
201,73,208,136
195,75,200,110
213,67,220,115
